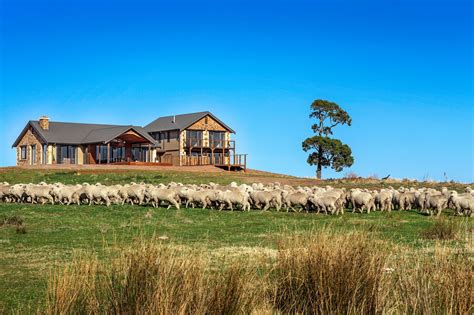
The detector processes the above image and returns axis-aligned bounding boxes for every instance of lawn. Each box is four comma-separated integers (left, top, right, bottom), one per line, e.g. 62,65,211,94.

0,167,472,312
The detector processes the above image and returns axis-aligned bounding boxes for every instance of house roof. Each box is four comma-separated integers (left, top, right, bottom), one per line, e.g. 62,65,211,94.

144,111,235,133
11,121,156,147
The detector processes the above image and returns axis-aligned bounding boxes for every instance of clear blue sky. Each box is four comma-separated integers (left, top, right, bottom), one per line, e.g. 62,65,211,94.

1,0,472,182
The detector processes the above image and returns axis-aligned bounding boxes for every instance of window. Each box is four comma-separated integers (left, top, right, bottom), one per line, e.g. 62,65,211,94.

204,116,209,124
42,145,47,164
209,131,225,148
167,131,170,143
111,147,126,162
20,146,27,160
95,145,109,164
131,144,149,162
31,145,36,165
186,130,202,146
57,145,77,164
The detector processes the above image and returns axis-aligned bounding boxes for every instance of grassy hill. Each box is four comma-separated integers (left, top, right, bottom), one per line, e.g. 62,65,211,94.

0,166,472,312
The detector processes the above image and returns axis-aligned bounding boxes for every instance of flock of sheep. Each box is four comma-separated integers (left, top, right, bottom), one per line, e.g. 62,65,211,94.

0,181,473,216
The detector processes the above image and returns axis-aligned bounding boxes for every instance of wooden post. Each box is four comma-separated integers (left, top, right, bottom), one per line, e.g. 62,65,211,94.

107,143,110,163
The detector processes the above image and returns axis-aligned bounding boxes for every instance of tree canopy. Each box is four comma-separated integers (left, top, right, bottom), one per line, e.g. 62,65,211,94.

302,99,354,179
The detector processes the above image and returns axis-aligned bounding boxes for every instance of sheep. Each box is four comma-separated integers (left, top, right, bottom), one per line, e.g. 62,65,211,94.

350,189,375,213
51,184,82,205
374,190,392,212
23,184,54,205
398,191,417,210
212,189,251,211
0,183,11,202
448,192,473,216
309,195,342,215
249,190,278,211
182,188,212,209
424,194,448,216
2,180,469,218
119,184,145,205
283,191,309,212
144,186,180,210
8,184,27,203
72,183,111,206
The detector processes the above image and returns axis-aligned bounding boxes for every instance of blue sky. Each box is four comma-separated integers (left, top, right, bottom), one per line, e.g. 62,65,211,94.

1,0,472,182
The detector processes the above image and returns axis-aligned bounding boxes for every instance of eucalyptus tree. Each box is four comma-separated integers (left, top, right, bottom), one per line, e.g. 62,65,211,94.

302,99,354,179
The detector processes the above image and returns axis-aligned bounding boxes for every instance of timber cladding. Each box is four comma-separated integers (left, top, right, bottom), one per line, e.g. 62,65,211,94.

187,115,227,132
16,127,44,166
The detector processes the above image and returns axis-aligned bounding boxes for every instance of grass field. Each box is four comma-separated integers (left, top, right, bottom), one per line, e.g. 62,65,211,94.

0,167,472,312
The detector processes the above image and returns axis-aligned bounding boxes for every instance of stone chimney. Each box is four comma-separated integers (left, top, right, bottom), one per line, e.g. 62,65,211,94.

39,116,49,130
172,115,176,123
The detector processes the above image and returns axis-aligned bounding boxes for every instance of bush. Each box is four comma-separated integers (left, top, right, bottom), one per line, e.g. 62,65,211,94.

393,249,473,314
0,215,23,226
39,232,473,314
44,242,260,315
344,172,359,179
271,232,389,314
420,219,459,240
16,225,27,234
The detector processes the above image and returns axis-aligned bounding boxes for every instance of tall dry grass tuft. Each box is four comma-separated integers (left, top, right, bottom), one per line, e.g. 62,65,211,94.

394,247,473,315
40,231,473,314
45,256,100,314
271,231,389,314
43,242,261,315
420,218,460,240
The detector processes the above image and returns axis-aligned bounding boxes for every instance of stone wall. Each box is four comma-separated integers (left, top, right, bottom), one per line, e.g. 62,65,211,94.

188,115,227,131
16,127,45,166
77,146,84,165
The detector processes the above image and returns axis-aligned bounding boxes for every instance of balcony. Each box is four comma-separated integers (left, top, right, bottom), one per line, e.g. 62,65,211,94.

161,153,247,171
185,138,235,150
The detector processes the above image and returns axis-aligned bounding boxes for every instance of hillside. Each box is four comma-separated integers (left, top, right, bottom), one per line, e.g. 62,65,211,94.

0,165,470,191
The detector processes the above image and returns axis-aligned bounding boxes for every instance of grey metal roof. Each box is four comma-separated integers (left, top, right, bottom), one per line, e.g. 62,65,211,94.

144,111,235,133
12,121,157,147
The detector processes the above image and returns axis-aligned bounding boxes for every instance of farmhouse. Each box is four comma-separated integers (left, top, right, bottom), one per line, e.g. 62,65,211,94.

12,111,247,170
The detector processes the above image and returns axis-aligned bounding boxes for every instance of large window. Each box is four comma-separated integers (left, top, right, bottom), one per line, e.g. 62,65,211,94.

187,130,202,146
20,146,27,160
57,145,77,164
131,145,149,162
209,131,225,148
111,147,126,162
95,145,108,164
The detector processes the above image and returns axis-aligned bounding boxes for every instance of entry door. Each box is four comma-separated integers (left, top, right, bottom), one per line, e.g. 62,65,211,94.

31,145,36,165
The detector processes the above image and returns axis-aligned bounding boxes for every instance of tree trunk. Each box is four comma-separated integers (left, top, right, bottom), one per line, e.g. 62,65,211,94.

316,163,322,179
316,146,323,179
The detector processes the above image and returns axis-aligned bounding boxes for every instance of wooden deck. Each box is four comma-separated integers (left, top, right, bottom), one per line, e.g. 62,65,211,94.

161,153,247,171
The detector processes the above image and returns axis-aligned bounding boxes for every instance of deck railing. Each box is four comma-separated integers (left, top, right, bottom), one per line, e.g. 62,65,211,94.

185,138,235,150
160,153,247,171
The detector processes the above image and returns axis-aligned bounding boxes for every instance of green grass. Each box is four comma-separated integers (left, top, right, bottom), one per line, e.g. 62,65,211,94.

0,169,247,186
0,202,472,312
0,168,472,312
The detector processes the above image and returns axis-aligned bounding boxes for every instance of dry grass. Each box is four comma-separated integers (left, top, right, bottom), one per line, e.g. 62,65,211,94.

0,215,23,226
39,231,473,315
43,242,261,315
420,218,461,240
393,247,473,314
271,232,390,314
